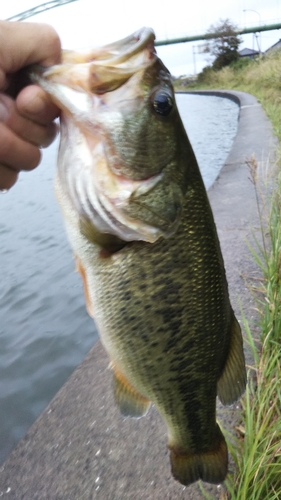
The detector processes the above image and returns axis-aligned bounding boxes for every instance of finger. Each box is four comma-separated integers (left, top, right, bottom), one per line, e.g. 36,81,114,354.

0,164,18,191
16,85,60,126
0,93,58,148
0,21,61,79
0,122,41,172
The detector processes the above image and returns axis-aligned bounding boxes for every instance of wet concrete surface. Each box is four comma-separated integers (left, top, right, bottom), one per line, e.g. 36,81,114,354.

0,90,278,499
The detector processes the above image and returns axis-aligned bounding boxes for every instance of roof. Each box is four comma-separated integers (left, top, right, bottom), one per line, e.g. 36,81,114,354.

239,48,259,57
265,39,281,53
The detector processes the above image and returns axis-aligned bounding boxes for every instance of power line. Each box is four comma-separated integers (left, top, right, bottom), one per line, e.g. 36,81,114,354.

7,0,79,22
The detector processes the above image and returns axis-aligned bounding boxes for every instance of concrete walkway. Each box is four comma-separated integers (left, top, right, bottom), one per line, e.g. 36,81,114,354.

0,91,278,499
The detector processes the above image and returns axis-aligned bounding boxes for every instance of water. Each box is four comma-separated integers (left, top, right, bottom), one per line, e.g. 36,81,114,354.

0,94,238,463
176,94,238,189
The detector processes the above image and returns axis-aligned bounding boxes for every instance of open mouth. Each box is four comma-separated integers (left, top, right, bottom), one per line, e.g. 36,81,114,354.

36,28,157,96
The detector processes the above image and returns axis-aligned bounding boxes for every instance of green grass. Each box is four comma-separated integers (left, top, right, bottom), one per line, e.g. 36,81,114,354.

175,51,281,134
225,156,281,500
225,324,281,499
184,52,281,499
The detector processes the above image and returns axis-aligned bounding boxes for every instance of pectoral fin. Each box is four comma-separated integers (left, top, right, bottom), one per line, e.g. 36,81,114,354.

75,256,95,318
80,217,126,255
111,364,151,418
217,310,247,405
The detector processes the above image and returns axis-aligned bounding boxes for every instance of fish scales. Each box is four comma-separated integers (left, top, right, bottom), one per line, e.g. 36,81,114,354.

34,27,246,487
90,199,229,444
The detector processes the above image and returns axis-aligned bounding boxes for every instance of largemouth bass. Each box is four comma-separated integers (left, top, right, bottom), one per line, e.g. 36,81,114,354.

35,27,246,486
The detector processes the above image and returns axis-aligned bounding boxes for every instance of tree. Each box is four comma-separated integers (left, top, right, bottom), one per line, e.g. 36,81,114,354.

205,19,242,70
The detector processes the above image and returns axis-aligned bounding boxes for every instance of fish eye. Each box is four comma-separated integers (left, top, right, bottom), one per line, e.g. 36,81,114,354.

152,91,173,117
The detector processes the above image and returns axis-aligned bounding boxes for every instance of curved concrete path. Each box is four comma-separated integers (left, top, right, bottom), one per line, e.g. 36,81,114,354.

0,91,278,499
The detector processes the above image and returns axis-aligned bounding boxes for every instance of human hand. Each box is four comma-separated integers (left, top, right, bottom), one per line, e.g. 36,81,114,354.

0,20,61,190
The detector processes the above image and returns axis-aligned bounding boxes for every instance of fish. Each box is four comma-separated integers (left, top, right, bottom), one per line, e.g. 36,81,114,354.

34,27,246,486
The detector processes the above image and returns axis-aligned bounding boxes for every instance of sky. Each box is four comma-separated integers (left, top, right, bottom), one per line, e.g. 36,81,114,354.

1,0,281,76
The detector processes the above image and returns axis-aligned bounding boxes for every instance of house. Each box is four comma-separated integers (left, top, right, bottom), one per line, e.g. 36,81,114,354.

265,39,281,54
239,48,260,58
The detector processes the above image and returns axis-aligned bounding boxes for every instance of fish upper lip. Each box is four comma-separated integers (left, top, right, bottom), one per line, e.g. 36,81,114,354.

90,27,156,67
58,27,156,67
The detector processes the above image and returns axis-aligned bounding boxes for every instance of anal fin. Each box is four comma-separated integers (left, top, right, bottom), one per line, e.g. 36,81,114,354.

111,364,151,418
217,310,247,405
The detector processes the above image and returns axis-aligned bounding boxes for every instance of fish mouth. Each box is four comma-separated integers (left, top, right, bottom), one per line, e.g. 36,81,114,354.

38,27,157,95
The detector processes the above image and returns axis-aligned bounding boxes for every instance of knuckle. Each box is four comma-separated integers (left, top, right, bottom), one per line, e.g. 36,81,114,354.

0,123,41,171
0,124,14,157
39,24,61,63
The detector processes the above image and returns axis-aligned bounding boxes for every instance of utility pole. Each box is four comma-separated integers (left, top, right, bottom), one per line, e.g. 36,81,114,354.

192,46,197,75
243,9,262,55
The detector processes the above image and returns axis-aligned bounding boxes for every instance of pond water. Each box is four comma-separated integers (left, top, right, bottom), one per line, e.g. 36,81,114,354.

0,93,239,463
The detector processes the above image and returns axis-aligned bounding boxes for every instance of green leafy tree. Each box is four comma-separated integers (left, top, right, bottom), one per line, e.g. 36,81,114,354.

205,19,242,70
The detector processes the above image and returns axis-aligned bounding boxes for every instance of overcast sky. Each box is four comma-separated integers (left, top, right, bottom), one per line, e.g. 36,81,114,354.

2,0,281,75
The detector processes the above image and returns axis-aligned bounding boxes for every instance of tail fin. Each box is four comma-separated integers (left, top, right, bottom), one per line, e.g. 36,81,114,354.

169,425,228,486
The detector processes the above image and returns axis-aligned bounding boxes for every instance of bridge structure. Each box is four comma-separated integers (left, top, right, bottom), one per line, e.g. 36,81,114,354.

6,0,78,21
155,23,281,46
